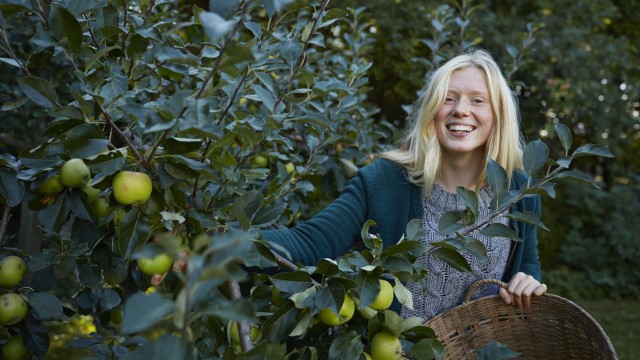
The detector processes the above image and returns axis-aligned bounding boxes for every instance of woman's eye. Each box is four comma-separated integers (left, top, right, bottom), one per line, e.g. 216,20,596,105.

445,97,455,102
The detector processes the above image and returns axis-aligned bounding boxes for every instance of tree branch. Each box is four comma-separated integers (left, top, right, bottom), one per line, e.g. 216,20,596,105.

92,96,151,171
0,206,11,247
227,280,253,352
273,0,330,110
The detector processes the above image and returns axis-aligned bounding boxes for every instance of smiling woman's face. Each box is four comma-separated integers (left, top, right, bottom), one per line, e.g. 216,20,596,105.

434,66,495,160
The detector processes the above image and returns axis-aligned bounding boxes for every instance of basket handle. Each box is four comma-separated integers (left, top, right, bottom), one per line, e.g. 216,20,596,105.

464,278,508,303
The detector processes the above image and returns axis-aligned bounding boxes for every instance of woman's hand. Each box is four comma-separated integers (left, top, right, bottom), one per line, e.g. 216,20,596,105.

499,272,547,309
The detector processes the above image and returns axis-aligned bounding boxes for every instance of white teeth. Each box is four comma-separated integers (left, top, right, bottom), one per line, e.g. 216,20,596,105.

447,124,474,132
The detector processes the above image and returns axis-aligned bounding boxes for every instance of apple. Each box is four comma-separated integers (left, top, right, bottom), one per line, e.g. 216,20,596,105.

112,171,152,205
137,253,173,276
369,279,394,311
370,332,402,360
81,184,100,203
1,334,28,360
60,158,91,188
91,197,110,218
317,293,355,326
285,162,295,174
0,256,27,287
252,155,269,167
37,175,64,196
363,353,373,360
0,293,28,326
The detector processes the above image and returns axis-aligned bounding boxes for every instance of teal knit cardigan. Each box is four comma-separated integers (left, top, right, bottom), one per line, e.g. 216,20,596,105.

262,158,542,283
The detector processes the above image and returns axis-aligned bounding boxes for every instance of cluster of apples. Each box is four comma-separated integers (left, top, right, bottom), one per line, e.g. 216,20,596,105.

38,158,154,216
255,279,402,360
315,279,402,360
0,256,29,359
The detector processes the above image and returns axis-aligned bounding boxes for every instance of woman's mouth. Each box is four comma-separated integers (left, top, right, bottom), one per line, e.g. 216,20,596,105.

446,124,475,133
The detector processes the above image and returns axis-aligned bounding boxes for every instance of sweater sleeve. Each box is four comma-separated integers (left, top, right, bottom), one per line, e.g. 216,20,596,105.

261,163,376,266
518,195,542,281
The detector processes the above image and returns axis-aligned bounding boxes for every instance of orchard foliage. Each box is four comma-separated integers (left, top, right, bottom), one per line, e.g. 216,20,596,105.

0,0,616,359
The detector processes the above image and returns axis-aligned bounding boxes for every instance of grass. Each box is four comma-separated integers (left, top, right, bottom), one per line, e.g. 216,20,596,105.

574,298,640,360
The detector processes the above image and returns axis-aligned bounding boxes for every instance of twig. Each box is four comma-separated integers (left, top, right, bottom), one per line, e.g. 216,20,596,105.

92,95,151,171
461,166,566,236
144,0,251,165
227,280,253,352
0,206,11,247
273,0,331,110
0,133,29,150
0,27,31,75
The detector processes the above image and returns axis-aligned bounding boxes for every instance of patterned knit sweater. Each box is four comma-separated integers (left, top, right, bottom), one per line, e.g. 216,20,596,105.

400,185,510,321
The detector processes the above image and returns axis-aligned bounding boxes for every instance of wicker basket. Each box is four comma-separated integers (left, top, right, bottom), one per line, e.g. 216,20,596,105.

425,279,618,359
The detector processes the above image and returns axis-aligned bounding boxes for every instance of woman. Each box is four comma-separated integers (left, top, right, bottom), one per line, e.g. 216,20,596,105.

262,48,547,321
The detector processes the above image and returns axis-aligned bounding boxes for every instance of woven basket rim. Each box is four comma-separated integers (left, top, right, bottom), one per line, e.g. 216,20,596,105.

424,280,618,359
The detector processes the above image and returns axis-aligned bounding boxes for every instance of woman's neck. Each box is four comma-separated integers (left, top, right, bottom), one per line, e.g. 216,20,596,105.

436,152,485,193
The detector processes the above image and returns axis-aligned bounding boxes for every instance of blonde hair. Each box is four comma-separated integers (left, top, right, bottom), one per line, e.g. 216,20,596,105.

381,49,524,195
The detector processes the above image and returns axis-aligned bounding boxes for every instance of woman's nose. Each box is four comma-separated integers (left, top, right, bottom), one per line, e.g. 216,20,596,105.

453,101,470,117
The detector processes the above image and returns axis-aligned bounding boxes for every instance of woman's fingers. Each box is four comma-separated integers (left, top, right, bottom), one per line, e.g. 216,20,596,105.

504,272,547,309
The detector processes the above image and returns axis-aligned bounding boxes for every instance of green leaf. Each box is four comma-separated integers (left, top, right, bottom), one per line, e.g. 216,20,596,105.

360,220,379,251
411,338,446,360
24,318,49,358
476,341,520,360
278,38,301,66
28,292,64,320
438,210,463,236
265,0,295,17
117,208,152,259
456,187,478,216
506,211,548,230
86,148,127,177
50,6,82,52
17,76,58,108
323,8,349,23
554,123,572,155
406,218,425,241
252,201,287,228
355,270,381,309
122,292,175,334
84,45,121,72
209,0,241,19
98,288,121,311
571,144,614,159
479,223,521,242
381,241,428,258
522,139,549,176
270,271,315,294
556,170,600,188
391,277,413,309
486,159,509,212
121,334,190,360
67,0,107,17
251,84,276,111
199,11,236,42
231,189,262,230
431,248,471,272
461,237,487,260
0,168,24,207
328,331,363,360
